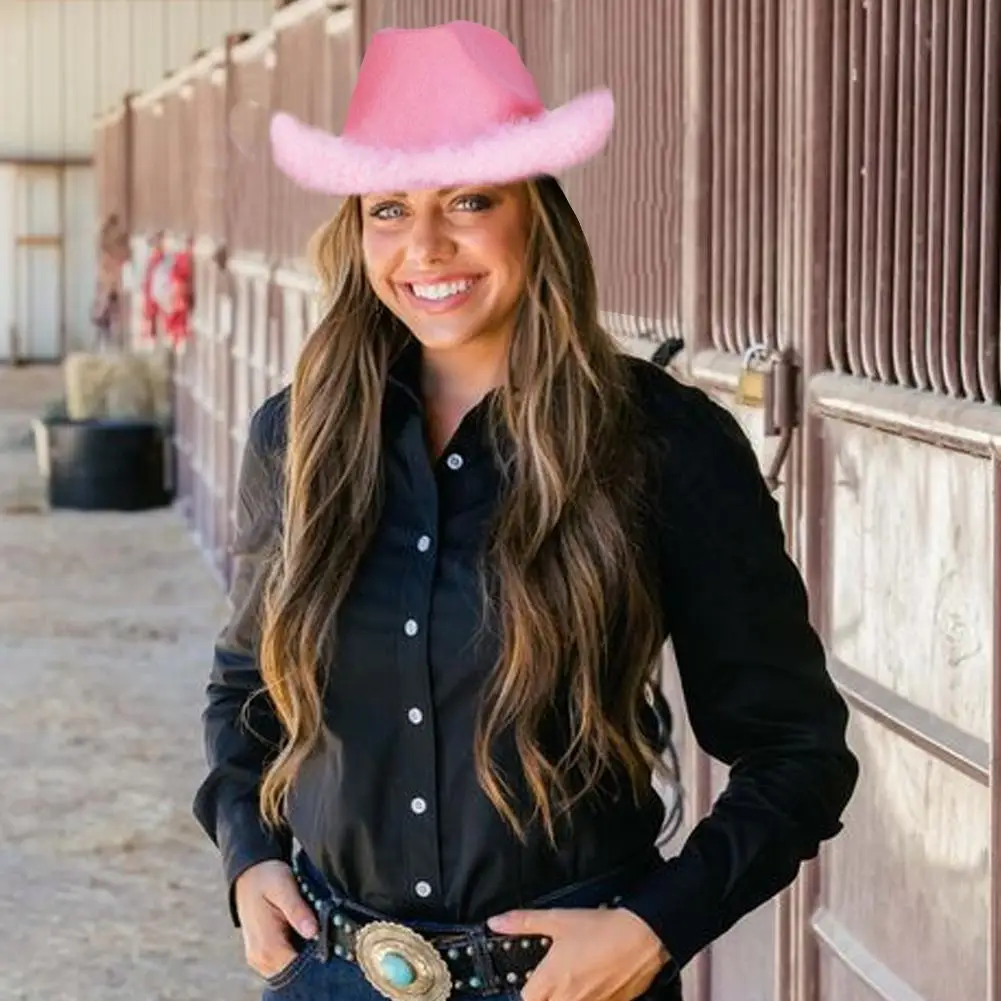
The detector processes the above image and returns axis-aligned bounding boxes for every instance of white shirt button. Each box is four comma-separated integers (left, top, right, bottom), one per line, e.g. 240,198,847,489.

445,453,463,471
416,534,431,553
410,796,427,815
403,619,419,637
415,880,432,898
407,707,424,725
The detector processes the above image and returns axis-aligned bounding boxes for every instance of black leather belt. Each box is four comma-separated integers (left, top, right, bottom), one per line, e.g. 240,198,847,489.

291,853,589,1000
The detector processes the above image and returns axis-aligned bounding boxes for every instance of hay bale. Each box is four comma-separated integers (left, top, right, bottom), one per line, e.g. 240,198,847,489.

65,353,115,420
104,353,154,419
137,346,173,424
63,350,172,423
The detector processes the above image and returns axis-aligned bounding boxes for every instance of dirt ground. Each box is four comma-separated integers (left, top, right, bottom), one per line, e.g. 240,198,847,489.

0,366,261,1000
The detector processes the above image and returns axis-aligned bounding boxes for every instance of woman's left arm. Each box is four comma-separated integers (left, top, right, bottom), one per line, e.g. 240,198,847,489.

615,384,860,976
491,380,858,1000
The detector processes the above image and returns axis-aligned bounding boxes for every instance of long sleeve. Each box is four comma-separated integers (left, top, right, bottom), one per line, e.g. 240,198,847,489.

619,377,859,972
192,397,291,925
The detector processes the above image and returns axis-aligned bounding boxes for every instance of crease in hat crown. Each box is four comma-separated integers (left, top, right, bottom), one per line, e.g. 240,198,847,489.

269,19,615,196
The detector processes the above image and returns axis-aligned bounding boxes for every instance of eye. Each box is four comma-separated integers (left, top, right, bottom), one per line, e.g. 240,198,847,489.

452,192,493,212
369,202,405,221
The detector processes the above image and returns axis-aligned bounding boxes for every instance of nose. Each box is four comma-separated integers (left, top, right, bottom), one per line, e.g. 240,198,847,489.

406,205,455,266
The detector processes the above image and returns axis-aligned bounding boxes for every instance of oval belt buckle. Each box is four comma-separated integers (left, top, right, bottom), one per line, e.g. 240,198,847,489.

355,921,454,1001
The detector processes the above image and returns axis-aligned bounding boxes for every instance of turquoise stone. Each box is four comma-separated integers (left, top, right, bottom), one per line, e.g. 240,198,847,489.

379,952,417,988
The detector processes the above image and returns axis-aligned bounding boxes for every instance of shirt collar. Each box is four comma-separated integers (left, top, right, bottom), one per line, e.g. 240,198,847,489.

383,336,508,463
386,335,424,412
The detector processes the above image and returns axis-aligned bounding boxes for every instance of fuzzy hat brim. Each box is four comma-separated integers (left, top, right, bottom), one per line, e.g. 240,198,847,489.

269,88,614,196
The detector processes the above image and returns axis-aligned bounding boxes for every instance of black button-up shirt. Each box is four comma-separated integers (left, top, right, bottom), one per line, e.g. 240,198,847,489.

193,343,858,973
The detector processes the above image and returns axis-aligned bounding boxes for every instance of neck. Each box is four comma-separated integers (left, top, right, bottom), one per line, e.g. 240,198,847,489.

418,331,510,456
420,333,510,410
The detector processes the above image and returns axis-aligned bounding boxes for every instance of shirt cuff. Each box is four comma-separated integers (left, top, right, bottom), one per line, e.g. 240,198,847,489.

217,798,291,928
617,853,720,973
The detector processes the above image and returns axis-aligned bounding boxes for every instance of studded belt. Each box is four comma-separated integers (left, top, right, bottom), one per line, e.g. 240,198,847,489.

291,853,553,1001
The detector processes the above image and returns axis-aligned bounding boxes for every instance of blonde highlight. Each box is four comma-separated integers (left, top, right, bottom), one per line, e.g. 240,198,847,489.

258,179,668,839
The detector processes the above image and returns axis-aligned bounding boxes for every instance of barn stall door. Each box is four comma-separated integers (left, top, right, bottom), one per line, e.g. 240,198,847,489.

9,165,65,362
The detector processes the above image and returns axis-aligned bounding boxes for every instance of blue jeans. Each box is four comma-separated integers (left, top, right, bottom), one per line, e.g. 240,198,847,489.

261,853,683,1001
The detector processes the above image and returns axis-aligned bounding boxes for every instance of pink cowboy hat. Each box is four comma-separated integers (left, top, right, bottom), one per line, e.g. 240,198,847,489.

269,20,614,195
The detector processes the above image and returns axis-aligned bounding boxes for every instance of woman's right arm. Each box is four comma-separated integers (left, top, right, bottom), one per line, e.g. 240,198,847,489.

192,398,291,926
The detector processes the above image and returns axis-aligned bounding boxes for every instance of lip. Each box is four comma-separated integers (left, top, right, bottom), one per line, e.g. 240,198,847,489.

398,274,484,313
396,272,482,286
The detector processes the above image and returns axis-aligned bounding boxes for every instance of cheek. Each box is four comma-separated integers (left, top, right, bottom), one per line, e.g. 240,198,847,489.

470,228,529,300
361,231,396,292
494,239,529,304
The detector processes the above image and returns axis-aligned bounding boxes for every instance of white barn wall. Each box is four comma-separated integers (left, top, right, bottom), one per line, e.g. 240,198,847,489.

0,166,14,360
0,0,273,360
0,0,274,157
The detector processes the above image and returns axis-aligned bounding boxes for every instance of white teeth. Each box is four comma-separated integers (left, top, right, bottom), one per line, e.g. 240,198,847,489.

410,279,475,301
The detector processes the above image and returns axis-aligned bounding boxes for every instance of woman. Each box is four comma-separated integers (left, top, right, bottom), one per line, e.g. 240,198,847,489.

194,21,858,1001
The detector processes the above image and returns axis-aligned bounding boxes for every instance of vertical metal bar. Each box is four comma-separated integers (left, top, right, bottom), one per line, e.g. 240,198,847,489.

924,0,947,393
669,0,683,340
871,0,897,383
676,0,711,972
978,0,1001,403
710,0,727,352
680,0,712,358
891,0,915,388
762,0,778,353
827,0,848,374
721,0,737,353
792,0,838,981
940,0,967,397
910,0,932,389
734,0,750,353
774,0,788,358
265,40,274,262
747,0,763,351
858,0,881,380
991,455,1001,1001
844,0,865,377
959,0,985,400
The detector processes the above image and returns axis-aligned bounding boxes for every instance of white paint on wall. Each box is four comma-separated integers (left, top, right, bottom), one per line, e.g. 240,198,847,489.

0,0,274,359
0,166,14,359
64,164,98,352
0,0,274,157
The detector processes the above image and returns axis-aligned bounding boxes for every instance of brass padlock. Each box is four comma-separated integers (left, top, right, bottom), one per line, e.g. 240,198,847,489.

736,344,773,408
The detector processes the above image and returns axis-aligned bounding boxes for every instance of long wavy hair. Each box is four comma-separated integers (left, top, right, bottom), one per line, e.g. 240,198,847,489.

257,177,667,840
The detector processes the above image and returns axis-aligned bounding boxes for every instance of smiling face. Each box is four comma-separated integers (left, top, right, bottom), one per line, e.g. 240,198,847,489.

360,184,531,358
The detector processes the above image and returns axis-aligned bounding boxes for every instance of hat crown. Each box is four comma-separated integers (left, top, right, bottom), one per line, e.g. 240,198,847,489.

343,21,545,151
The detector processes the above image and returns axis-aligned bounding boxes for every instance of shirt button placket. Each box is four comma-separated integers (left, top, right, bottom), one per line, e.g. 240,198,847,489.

400,476,441,907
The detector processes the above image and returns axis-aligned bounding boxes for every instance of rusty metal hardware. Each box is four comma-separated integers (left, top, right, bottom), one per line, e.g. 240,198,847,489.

736,344,801,491
651,336,685,368
735,344,773,411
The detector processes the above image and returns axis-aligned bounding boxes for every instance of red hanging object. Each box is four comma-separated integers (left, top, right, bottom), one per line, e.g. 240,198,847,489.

164,243,195,347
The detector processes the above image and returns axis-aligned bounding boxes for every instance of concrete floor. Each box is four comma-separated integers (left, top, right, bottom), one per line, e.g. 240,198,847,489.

0,365,261,1000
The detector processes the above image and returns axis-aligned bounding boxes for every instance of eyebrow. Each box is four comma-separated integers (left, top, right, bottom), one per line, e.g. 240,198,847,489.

367,187,468,201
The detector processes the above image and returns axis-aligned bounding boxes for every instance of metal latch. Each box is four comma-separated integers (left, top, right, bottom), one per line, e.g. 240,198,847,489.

736,344,801,491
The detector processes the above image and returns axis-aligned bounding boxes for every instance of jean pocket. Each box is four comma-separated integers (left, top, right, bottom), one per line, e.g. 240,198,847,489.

263,940,319,992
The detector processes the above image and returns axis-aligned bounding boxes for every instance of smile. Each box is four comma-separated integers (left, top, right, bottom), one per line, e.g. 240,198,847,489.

402,276,482,309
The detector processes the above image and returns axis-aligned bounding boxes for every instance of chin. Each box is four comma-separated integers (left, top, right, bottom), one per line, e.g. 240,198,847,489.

407,322,484,352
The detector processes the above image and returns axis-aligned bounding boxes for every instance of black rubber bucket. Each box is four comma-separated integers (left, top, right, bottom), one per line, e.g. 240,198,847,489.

36,417,173,512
